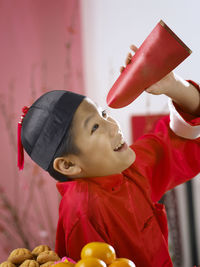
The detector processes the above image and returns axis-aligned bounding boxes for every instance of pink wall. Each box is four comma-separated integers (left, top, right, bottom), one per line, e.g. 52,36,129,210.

0,0,84,261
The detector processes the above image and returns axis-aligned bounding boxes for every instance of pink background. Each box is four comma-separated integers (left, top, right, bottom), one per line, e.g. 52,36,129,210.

0,0,84,261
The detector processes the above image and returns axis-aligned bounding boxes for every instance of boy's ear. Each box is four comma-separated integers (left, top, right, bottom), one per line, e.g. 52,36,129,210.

53,157,82,177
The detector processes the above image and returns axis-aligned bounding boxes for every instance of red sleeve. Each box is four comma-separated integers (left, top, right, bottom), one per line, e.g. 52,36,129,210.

130,115,200,203
65,214,107,261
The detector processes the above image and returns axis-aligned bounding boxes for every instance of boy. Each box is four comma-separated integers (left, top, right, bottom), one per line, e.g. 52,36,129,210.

19,47,200,267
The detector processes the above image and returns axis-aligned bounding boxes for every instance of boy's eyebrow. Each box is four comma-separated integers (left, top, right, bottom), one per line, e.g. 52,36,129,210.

84,115,94,129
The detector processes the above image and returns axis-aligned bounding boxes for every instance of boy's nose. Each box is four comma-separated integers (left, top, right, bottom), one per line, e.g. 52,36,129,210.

107,121,118,138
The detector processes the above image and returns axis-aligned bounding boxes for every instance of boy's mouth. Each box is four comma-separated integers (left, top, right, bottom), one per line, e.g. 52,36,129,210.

114,140,126,151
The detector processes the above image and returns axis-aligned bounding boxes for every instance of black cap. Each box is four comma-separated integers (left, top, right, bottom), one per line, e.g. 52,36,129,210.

21,90,85,170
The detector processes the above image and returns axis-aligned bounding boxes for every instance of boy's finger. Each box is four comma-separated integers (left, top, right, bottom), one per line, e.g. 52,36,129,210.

125,52,132,66
145,84,161,95
130,44,138,53
120,66,125,73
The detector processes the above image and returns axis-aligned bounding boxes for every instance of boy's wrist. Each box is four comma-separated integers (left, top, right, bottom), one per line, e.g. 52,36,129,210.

165,73,189,99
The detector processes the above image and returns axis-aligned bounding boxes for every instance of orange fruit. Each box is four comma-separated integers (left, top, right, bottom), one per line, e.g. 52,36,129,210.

108,258,136,267
52,262,75,267
81,242,116,265
75,257,106,267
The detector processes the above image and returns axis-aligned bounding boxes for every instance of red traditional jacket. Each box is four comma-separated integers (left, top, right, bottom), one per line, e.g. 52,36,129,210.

55,98,200,267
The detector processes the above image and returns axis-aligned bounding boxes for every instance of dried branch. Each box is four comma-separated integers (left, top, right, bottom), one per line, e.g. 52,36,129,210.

0,190,30,248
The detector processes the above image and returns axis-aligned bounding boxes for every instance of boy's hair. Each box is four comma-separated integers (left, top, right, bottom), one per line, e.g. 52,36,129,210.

47,120,80,182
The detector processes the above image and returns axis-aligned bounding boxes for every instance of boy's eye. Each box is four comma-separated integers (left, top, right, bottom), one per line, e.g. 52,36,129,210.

102,109,107,118
91,123,99,134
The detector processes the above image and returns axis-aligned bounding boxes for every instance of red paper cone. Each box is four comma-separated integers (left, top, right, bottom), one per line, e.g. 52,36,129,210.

107,20,192,108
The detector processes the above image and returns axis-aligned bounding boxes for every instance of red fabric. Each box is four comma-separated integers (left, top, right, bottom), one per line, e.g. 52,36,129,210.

55,115,200,267
131,114,167,142
17,122,24,170
17,106,29,170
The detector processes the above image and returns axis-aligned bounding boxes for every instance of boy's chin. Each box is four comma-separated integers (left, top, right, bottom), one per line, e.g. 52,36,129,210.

127,148,136,166
119,148,136,172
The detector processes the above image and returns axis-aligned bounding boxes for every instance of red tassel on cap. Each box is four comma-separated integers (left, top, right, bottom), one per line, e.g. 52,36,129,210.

17,106,29,170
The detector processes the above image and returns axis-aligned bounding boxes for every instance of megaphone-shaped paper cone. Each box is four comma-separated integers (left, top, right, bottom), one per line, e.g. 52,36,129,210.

106,20,192,108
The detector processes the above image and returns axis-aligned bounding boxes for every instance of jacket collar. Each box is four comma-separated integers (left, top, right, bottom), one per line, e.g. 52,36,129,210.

56,173,124,196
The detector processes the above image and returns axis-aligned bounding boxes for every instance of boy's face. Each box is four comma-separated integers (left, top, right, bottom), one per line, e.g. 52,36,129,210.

71,98,136,177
